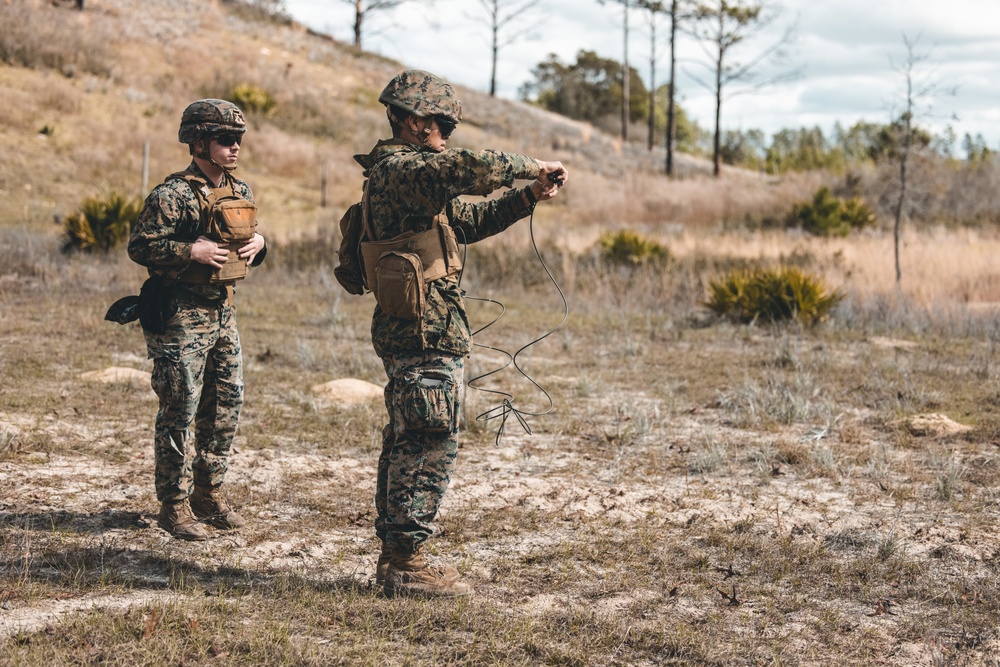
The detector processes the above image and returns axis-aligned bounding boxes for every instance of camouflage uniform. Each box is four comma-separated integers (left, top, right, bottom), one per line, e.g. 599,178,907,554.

357,137,541,554
128,162,262,503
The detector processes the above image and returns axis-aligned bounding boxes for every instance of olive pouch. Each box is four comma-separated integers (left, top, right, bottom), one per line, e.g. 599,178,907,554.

399,367,457,433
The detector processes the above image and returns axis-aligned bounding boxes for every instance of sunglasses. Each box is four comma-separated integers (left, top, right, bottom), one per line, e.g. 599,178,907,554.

214,132,242,147
434,117,457,139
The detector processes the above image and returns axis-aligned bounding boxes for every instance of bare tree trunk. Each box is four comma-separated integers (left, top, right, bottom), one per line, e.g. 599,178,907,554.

489,1,499,96
894,111,913,285
712,14,723,177
666,0,677,175
690,0,796,179
621,2,630,141
354,0,363,48
475,0,539,98
894,148,907,283
892,35,929,286
647,12,656,151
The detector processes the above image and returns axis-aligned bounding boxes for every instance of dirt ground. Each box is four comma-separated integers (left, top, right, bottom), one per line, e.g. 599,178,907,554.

3,350,1000,665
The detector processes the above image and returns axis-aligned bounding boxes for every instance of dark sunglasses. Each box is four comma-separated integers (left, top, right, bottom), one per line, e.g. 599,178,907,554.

214,132,242,147
434,117,457,139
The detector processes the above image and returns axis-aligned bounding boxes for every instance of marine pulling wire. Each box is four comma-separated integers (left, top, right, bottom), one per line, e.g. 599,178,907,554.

458,173,568,446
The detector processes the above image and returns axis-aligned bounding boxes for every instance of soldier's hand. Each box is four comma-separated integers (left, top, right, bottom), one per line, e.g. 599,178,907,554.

191,235,229,269
239,233,266,265
535,160,568,201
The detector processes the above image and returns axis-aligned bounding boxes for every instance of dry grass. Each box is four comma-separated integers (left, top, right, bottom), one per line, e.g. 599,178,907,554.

666,226,1000,306
3,221,1000,665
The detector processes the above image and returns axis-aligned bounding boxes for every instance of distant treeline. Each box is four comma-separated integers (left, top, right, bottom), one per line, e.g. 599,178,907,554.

520,49,995,173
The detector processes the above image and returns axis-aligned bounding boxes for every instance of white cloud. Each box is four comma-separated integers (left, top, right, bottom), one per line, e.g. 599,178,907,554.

283,0,1000,148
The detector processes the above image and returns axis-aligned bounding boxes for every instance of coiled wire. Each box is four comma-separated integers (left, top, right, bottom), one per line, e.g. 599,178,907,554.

456,200,568,445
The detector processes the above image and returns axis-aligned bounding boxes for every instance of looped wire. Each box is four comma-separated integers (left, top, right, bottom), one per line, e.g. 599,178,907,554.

457,202,568,446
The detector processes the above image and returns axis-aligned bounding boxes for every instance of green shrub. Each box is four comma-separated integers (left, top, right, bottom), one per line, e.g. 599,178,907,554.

62,191,142,253
790,186,875,237
840,196,877,229
230,83,277,115
598,229,670,266
705,266,844,325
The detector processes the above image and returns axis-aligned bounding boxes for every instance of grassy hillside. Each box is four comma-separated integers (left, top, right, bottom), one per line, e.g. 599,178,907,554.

0,0,819,243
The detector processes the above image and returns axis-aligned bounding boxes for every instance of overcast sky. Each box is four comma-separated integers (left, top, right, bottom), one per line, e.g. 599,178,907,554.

283,0,1000,150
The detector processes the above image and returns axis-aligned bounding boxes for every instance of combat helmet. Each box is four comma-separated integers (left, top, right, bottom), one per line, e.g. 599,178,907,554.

379,70,462,123
178,99,246,144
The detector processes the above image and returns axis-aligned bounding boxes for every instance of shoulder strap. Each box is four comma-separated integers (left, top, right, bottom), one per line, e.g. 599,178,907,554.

361,178,375,242
361,155,449,242
167,170,213,207
167,169,237,211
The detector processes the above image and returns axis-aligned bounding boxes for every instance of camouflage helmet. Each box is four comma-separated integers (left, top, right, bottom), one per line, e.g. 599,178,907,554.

378,69,462,123
178,99,246,144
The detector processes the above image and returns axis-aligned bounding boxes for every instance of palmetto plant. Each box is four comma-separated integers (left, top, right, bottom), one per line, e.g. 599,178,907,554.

598,229,670,266
705,266,844,325
791,186,876,237
62,190,142,252
230,82,276,115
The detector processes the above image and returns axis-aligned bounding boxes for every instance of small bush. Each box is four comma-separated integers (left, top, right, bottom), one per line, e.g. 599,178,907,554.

790,186,875,237
704,266,844,325
230,83,277,115
598,229,670,266
62,191,142,253
839,196,877,229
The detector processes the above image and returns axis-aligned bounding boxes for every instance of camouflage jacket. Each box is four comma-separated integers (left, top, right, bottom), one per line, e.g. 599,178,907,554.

128,162,263,300
355,139,541,358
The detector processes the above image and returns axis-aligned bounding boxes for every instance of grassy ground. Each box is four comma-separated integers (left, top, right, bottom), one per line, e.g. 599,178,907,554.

2,226,1000,666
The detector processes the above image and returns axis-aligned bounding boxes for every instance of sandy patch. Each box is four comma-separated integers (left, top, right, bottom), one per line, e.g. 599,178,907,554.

79,367,152,386
311,378,383,407
904,413,973,437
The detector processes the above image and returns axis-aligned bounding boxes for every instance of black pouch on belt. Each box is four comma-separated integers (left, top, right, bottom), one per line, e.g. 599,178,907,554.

137,277,177,334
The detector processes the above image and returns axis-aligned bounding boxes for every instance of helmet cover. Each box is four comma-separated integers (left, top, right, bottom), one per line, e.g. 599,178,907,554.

378,69,462,123
178,99,247,144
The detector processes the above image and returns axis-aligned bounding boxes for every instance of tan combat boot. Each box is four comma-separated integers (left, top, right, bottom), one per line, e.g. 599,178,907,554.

190,485,246,529
375,543,392,587
384,549,472,598
158,499,209,541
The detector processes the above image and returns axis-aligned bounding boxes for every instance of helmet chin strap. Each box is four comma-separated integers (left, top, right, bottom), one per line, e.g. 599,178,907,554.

417,124,436,151
388,107,441,152
190,139,238,172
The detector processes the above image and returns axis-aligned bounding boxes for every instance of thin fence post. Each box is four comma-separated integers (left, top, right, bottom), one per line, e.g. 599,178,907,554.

141,141,150,197
321,163,328,208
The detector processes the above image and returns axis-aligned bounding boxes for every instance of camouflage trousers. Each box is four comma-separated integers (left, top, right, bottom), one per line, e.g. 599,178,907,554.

376,352,464,554
144,292,243,503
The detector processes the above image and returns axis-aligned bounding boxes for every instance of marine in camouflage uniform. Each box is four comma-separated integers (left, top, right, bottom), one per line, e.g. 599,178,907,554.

360,70,568,597
128,99,267,541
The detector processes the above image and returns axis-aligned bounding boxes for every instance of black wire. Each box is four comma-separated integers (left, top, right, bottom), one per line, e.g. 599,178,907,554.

457,199,569,446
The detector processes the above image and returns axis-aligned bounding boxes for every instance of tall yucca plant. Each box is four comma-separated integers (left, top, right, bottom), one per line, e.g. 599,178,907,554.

705,266,844,325
63,191,142,252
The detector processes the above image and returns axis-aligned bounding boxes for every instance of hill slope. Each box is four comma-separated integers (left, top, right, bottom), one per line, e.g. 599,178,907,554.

1,0,758,242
